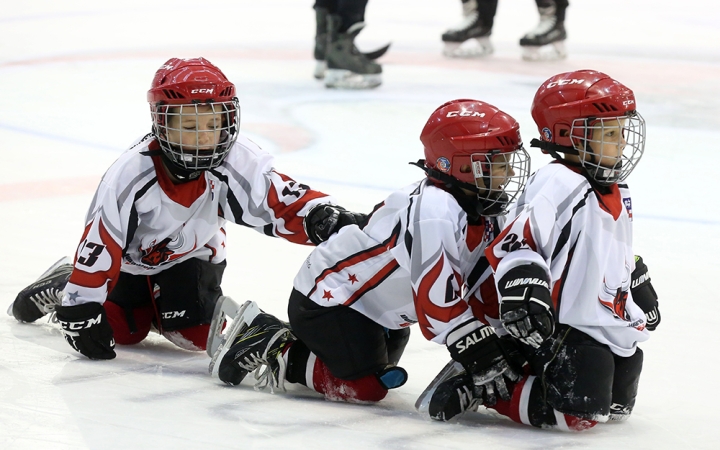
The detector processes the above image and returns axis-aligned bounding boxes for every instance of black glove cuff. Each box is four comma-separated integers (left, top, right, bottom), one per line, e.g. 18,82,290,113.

446,320,500,369
56,302,105,326
498,263,550,298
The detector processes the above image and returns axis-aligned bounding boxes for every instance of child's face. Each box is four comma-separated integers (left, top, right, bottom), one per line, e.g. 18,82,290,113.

460,153,516,194
582,118,627,168
166,104,224,151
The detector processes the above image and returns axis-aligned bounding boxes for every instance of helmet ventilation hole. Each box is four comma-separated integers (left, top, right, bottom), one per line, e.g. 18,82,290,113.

162,89,185,99
592,102,619,113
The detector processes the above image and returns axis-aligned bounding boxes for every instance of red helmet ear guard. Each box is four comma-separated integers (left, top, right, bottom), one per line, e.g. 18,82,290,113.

147,58,241,174
416,99,530,217
530,70,646,185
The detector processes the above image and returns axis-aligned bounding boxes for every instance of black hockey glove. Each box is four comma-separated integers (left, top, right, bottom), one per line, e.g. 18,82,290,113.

303,203,367,245
446,320,525,405
631,255,660,331
498,264,555,348
55,302,116,360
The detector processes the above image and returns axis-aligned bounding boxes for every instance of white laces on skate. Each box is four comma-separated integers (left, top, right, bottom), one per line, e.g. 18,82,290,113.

29,289,63,315
235,328,291,394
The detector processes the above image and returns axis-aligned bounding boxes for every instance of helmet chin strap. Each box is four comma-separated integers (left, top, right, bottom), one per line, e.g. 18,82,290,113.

141,147,204,183
410,160,506,221
529,139,617,190
529,138,579,160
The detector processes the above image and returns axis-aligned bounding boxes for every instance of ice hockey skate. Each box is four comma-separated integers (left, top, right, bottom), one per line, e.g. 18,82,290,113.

209,300,295,392
313,7,390,80
519,7,567,61
441,0,494,58
324,16,382,89
415,360,481,421
415,359,466,414
7,257,73,323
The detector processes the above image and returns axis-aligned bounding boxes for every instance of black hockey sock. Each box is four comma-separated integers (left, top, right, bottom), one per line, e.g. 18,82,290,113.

285,339,312,386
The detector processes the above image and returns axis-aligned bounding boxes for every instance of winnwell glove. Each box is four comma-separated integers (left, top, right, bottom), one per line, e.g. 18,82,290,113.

303,204,368,245
498,263,555,348
55,302,116,360
446,320,524,405
631,255,660,331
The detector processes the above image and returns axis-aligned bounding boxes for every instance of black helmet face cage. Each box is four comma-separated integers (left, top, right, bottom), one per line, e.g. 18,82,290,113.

570,111,645,185
152,98,241,171
470,146,531,216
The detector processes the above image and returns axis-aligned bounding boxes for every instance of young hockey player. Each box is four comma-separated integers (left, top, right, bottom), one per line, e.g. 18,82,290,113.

8,57,362,360
209,99,532,404
421,70,661,430
441,0,568,61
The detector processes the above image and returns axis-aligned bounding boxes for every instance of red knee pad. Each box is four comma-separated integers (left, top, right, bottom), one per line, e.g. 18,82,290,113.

103,301,153,345
556,413,598,431
162,324,210,351
311,357,388,403
491,375,599,431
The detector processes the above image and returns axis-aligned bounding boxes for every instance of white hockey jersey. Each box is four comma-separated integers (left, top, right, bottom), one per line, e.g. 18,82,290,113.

293,179,501,345
63,134,331,307
485,162,650,357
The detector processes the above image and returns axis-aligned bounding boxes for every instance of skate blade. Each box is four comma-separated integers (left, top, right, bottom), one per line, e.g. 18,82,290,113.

37,256,72,281
313,60,327,80
414,359,465,415
206,296,243,357
207,299,261,378
521,41,566,61
442,38,493,59
7,256,72,317
324,70,381,89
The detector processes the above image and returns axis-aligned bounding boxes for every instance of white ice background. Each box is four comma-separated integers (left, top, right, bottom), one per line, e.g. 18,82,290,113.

1,1,719,448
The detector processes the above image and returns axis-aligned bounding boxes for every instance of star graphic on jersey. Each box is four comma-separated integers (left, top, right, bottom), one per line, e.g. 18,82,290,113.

66,291,81,304
348,274,358,284
322,290,334,300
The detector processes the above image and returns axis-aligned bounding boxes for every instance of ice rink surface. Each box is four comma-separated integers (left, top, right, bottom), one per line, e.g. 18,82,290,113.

1,1,719,448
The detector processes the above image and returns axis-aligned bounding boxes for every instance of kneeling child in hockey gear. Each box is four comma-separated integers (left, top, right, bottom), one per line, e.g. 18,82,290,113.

210,99,531,404
421,70,657,431
7,57,362,360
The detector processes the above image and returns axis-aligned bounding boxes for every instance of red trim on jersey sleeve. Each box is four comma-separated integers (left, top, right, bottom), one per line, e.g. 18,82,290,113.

151,155,207,208
414,254,469,341
467,275,499,325
266,171,328,245
485,216,519,270
522,220,538,252
343,260,400,306
69,217,123,293
308,231,400,298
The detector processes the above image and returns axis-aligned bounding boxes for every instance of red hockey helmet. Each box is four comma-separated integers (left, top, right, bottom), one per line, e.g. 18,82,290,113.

531,70,646,184
419,99,530,216
148,57,240,172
